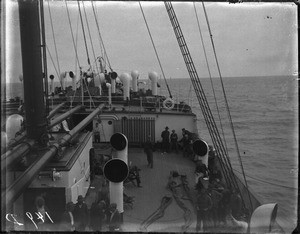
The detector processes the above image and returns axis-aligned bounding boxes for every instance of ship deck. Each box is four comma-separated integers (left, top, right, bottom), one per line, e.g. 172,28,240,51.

85,147,200,232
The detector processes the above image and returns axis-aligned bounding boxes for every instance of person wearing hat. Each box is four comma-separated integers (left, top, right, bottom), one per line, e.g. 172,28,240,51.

170,129,178,153
161,126,170,154
108,203,121,231
73,195,88,231
60,202,75,231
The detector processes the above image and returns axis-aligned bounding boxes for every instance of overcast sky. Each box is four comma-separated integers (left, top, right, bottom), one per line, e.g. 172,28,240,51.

4,1,298,83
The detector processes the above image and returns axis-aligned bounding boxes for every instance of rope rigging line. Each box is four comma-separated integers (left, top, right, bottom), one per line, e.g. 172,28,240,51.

46,46,60,80
64,0,81,69
139,2,173,99
164,2,245,208
77,1,91,68
82,1,100,75
47,0,62,88
201,1,253,211
193,2,229,157
91,0,112,71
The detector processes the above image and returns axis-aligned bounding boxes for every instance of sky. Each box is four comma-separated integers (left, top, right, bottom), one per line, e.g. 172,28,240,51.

3,1,298,83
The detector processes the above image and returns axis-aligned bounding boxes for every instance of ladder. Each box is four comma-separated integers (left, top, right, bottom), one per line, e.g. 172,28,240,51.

164,2,242,199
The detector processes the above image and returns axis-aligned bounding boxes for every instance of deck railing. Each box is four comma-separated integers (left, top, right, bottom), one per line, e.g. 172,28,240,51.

50,94,193,114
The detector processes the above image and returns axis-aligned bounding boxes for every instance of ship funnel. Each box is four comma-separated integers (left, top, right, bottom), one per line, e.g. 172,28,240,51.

110,72,116,94
131,70,139,92
149,71,158,96
104,133,129,217
119,73,130,100
69,71,76,90
192,139,209,167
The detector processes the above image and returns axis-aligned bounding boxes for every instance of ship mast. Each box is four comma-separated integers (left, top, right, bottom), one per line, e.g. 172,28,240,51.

18,0,48,145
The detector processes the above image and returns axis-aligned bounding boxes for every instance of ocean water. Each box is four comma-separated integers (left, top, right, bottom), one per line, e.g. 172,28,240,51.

4,75,298,232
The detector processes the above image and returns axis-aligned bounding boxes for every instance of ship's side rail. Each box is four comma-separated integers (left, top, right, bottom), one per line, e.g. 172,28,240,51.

49,95,192,113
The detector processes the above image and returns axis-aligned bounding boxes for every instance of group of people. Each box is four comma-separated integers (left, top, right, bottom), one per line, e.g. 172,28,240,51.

160,127,195,156
60,195,121,232
194,151,243,232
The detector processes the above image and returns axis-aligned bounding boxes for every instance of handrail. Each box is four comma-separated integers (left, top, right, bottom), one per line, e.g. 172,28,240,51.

59,94,193,113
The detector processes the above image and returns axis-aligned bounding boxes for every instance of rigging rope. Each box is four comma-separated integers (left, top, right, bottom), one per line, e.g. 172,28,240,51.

77,1,91,68
46,46,60,80
64,0,81,69
193,3,229,157
201,1,253,211
47,0,62,88
164,2,244,209
82,1,100,75
91,0,112,71
139,2,173,99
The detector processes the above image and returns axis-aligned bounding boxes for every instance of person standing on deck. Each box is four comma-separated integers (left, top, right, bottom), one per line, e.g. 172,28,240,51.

60,202,75,231
179,134,191,158
144,135,154,168
196,188,212,232
73,195,89,231
94,122,101,143
170,129,178,153
161,126,170,153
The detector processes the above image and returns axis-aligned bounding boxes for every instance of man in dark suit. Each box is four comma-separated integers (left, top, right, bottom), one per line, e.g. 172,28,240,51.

73,195,88,231
108,203,121,231
60,202,75,231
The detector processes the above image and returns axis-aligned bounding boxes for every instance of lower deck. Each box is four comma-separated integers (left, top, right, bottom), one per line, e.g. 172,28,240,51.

85,146,255,233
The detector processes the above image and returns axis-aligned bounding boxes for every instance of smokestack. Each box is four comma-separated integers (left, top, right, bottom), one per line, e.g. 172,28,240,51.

149,71,158,96
119,73,130,101
106,133,129,221
18,0,47,142
192,139,209,167
131,70,139,92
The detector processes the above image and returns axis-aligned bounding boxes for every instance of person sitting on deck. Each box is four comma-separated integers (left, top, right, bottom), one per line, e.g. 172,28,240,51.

126,165,142,188
209,166,222,183
195,160,209,179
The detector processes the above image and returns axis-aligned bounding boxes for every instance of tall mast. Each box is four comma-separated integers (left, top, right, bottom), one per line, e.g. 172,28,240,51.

18,0,48,144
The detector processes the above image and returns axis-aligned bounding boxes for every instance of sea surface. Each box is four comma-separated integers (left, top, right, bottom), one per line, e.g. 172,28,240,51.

4,75,298,232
